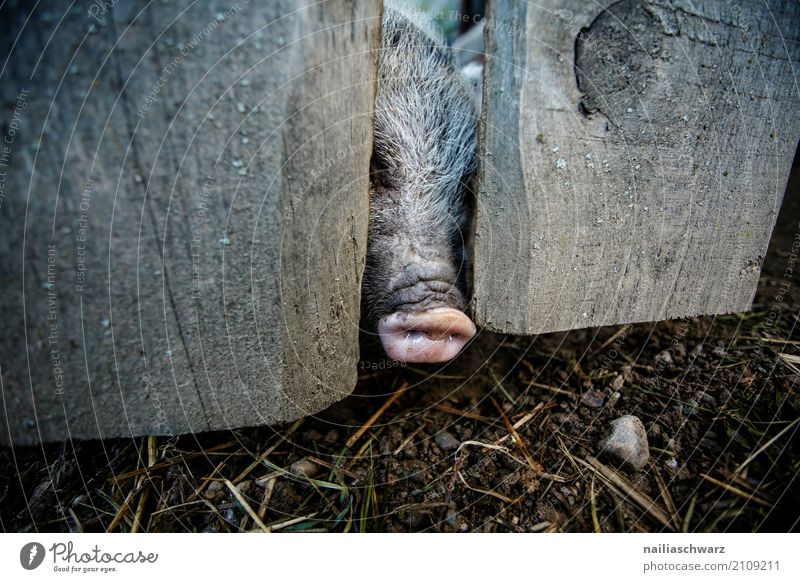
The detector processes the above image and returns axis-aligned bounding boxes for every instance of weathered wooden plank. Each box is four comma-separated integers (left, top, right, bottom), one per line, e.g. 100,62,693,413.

473,0,800,334
0,0,379,444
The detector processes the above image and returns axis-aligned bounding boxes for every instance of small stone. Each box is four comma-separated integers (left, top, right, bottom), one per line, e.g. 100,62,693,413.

654,350,673,366
611,374,625,391
434,431,459,451
580,389,605,408
289,458,319,478
597,415,650,471
203,480,225,500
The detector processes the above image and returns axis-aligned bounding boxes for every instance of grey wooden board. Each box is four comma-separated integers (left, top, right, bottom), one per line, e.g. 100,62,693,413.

473,0,800,334
0,0,379,445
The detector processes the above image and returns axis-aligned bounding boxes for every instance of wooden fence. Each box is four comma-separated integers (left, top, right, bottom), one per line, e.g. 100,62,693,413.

1,0,797,444
0,0,380,444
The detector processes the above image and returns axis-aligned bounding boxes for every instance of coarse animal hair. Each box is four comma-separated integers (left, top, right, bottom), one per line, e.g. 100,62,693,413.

363,1,479,324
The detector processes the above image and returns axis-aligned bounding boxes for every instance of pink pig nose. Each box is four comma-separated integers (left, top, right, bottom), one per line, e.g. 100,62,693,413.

378,307,476,363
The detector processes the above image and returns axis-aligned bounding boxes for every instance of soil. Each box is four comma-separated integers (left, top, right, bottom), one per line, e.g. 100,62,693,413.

2,166,798,534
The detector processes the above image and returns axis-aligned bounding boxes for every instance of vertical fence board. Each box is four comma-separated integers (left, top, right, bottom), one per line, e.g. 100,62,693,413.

473,0,800,334
0,0,379,444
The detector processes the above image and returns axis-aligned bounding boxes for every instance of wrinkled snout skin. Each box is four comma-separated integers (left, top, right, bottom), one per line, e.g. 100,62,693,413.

362,4,479,363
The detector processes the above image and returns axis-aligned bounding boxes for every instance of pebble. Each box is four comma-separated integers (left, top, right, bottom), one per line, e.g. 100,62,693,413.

655,350,674,366
597,415,650,471
203,480,225,500
580,389,605,408
434,431,459,451
289,458,319,478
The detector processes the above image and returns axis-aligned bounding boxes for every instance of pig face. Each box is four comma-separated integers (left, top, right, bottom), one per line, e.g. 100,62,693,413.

361,6,478,363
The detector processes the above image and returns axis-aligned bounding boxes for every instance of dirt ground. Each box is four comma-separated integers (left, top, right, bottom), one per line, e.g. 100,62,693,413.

2,164,799,533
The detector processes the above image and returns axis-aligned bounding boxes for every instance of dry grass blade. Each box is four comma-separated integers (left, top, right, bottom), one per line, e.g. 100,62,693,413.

131,436,158,533
456,470,515,504
105,486,138,532
257,477,277,522
527,381,578,398
224,480,270,532
260,513,317,533
304,456,357,479
733,414,800,475
190,460,230,502
110,441,242,482
150,500,206,516
491,399,566,483
699,473,773,508
393,423,428,455
734,336,800,346
651,464,682,530
259,458,346,491
682,493,698,533
556,436,582,475
346,381,408,449
578,456,673,531
494,402,546,447
233,418,304,484
456,440,515,457
590,475,601,533
492,398,543,473
777,353,800,376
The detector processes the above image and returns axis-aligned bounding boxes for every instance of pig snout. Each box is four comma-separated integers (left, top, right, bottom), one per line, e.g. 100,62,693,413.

378,307,476,363
363,5,479,364
364,239,476,363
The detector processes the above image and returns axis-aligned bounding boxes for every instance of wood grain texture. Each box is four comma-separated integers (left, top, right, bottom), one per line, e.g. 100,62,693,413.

473,0,800,334
0,0,379,444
